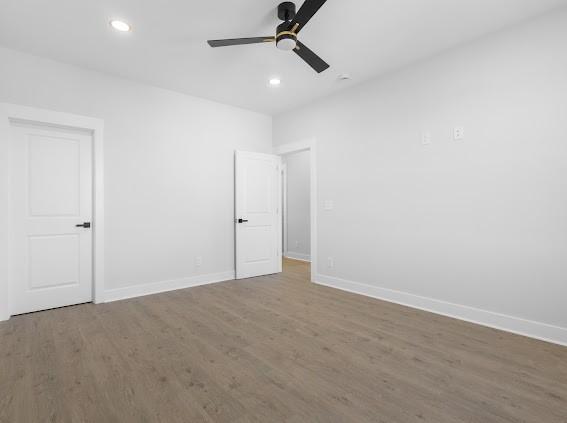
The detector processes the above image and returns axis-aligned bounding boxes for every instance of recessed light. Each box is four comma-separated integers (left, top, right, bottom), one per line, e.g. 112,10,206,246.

110,20,131,32
269,78,281,86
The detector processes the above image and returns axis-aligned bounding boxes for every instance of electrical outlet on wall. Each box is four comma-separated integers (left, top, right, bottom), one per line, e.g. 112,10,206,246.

327,257,334,269
195,256,203,268
453,126,465,141
324,200,334,211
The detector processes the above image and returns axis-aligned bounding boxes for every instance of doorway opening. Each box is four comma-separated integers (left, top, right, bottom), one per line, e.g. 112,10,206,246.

274,139,317,282
281,150,311,263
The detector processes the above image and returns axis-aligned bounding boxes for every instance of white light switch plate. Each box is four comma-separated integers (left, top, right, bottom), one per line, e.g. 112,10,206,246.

422,132,432,145
324,200,334,211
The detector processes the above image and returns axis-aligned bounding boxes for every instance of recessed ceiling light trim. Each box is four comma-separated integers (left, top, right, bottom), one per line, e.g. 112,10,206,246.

110,20,131,32
269,78,281,86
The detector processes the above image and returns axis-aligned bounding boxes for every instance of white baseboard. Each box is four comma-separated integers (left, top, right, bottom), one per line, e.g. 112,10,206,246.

104,271,235,303
315,273,567,347
284,252,311,262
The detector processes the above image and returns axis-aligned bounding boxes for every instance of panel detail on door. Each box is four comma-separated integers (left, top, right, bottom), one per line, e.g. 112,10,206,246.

28,135,80,216
28,234,80,290
245,161,272,213
243,226,272,263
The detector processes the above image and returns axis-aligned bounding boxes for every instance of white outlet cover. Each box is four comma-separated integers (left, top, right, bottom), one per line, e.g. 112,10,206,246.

454,126,465,140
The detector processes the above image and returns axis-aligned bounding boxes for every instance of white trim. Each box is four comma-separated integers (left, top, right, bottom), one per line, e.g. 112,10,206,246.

274,138,317,283
315,273,567,347
281,163,288,256
105,271,235,303
277,157,283,274
0,103,105,321
274,140,312,155
285,252,311,262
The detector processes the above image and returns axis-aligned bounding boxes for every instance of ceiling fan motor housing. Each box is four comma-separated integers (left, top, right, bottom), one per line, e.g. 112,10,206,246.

276,21,297,51
277,2,296,21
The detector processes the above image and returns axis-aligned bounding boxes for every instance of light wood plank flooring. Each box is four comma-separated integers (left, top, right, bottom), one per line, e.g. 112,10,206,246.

1,259,566,422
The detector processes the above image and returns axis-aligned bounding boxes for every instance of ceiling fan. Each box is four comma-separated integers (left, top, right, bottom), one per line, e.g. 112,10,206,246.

207,0,330,73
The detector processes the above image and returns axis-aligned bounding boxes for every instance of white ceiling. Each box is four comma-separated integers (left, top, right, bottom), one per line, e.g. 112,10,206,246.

1,0,566,115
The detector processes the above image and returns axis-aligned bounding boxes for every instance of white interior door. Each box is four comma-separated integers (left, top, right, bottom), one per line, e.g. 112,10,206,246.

10,122,93,315
235,151,282,279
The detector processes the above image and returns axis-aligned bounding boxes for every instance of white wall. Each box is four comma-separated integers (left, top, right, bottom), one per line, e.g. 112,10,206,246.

273,10,567,344
0,46,272,310
284,150,310,261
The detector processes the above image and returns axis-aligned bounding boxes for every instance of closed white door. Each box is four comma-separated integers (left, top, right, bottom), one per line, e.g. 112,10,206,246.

10,122,93,315
235,151,282,279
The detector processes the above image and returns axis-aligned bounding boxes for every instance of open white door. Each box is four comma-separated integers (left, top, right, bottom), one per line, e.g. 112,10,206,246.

235,151,282,279
10,122,93,315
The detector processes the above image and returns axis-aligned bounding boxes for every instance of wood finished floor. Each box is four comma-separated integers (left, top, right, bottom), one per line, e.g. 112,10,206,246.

1,259,566,423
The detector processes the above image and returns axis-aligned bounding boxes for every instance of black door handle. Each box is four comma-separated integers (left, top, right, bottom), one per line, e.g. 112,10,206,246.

237,218,248,223
75,222,91,228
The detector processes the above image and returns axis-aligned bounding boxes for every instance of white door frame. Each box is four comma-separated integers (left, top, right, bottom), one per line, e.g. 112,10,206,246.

281,163,288,256
273,138,317,282
0,103,105,321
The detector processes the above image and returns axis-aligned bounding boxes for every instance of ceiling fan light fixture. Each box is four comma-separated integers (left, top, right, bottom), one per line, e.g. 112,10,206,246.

276,34,297,51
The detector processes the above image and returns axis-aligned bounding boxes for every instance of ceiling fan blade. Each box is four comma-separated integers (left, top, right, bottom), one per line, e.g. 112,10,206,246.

294,41,329,73
207,37,274,47
290,0,328,33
